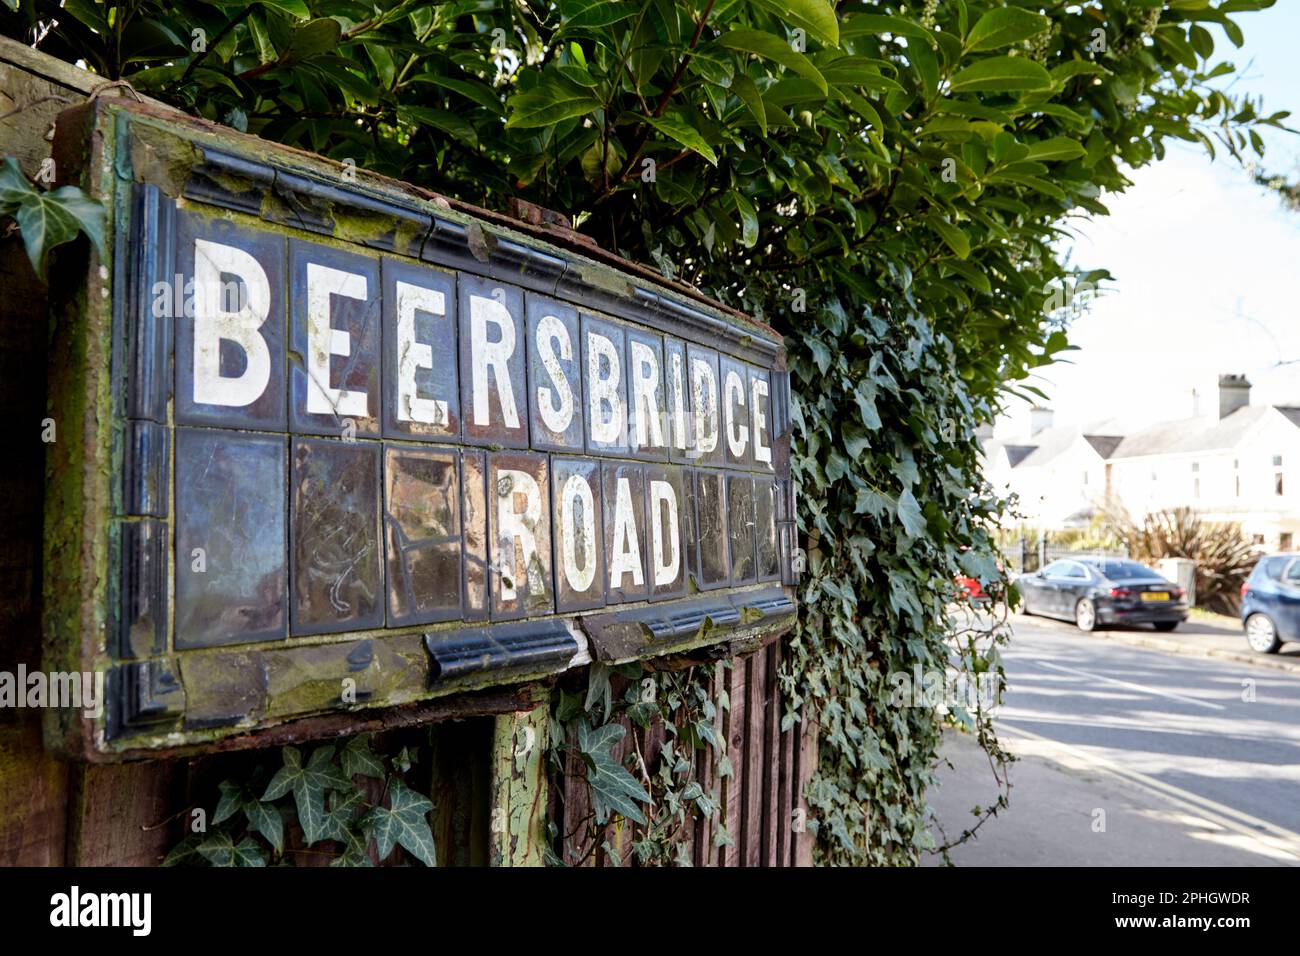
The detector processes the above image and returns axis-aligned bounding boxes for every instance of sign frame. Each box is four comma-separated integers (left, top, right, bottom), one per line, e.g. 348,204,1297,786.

42,99,799,760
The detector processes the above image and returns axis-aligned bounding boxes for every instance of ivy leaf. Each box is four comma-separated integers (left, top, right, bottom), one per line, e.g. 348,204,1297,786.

161,834,204,867
341,734,386,780
579,721,649,825
13,185,106,278
948,57,1052,93
965,8,1050,53
896,489,927,538
245,801,285,854
320,786,366,843
213,780,244,826
261,745,350,844
196,831,238,867
0,156,34,210
233,838,267,867
359,778,436,866
328,826,375,867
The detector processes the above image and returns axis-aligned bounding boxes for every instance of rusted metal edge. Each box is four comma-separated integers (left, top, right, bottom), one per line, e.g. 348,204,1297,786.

88,97,782,356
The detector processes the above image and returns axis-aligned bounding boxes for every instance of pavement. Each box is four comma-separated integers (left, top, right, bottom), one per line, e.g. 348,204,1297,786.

924,613,1300,866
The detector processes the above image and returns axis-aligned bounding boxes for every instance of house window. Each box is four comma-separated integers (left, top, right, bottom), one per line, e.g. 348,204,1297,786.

1282,533,1294,551
1277,472,1285,496
1194,478,1201,498
1082,471,1089,486
1234,459,1240,497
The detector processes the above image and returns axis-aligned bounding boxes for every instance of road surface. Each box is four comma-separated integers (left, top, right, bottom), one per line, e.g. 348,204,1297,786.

925,612,1300,865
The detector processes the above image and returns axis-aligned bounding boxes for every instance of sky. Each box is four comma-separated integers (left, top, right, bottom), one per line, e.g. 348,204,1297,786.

995,2,1300,441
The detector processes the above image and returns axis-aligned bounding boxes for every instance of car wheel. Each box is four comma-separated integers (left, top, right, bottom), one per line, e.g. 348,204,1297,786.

1152,622,1179,633
1074,598,1096,632
1245,613,1282,654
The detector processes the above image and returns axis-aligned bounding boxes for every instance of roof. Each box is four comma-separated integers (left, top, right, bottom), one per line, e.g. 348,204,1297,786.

984,426,1120,470
1084,435,1123,458
1004,444,1036,467
1108,405,1280,459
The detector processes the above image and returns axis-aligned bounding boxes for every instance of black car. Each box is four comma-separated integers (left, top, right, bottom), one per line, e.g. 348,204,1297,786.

1014,557,1188,632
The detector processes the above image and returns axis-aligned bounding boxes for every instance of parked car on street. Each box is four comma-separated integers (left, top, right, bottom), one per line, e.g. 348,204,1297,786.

1239,554,1300,654
1014,557,1188,632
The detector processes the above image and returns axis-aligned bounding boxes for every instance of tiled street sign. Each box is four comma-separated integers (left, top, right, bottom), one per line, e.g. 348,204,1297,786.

43,99,799,757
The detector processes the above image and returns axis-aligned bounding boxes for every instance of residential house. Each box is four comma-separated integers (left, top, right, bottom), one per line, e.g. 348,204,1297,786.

983,376,1300,549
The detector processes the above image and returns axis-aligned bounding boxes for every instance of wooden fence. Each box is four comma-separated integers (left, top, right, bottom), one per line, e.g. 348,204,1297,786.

550,637,817,867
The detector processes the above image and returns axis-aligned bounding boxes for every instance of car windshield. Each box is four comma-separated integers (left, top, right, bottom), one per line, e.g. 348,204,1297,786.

1087,560,1158,579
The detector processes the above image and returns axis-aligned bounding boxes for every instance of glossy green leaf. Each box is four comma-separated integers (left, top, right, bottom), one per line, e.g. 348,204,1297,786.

716,29,828,96
965,8,1050,52
642,111,718,165
948,56,1052,93
505,76,602,128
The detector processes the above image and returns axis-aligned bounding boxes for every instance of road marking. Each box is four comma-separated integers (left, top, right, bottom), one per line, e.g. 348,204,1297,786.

1031,659,1225,711
997,708,1300,748
999,720,1300,862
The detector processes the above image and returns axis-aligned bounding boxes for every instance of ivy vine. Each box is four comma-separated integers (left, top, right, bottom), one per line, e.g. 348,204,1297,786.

547,661,726,866
0,155,105,279
166,734,436,867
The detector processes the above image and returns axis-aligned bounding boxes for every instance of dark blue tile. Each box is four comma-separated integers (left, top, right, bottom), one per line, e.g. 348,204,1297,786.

487,452,553,619
290,438,384,635
748,364,776,472
116,518,167,659
664,336,692,463
525,294,584,451
174,210,286,430
582,313,629,456
602,461,648,604
727,473,757,585
458,276,528,447
381,257,460,442
627,327,669,461
552,457,606,613
644,464,687,601
720,353,754,470
755,477,780,581
460,450,490,620
384,445,462,627
693,468,729,589
175,429,287,648
686,344,724,467
289,239,382,438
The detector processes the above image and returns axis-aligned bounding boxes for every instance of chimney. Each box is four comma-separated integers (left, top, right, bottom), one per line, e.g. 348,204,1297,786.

1029,406,1054,437
1218,374,1251,420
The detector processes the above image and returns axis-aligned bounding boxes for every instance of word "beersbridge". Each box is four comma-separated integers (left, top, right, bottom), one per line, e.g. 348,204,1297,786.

145,206,790,648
